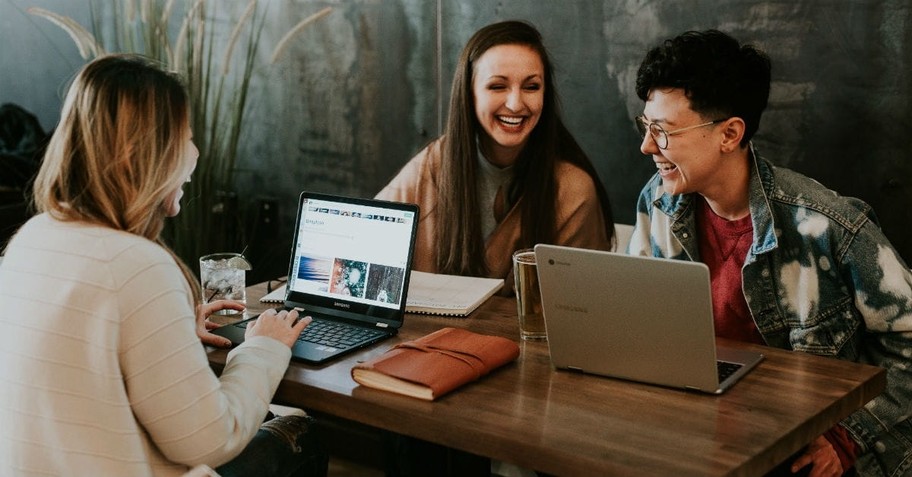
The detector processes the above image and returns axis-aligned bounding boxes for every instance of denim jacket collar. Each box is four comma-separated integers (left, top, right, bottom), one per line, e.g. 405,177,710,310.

653,144,778,262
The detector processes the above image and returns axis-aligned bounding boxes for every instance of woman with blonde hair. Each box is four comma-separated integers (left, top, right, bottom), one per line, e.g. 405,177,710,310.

377,20,615,285
0,54,326,477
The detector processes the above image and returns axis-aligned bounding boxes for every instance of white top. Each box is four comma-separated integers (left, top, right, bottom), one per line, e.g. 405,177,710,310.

0,214,291,476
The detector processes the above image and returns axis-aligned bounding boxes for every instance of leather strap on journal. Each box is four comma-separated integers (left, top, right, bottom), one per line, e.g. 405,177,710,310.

392,341,486,380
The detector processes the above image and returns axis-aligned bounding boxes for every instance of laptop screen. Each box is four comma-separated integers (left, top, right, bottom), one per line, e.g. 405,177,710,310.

285,192,418,324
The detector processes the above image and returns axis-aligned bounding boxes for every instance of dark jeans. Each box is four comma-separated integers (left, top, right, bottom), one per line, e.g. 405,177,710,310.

383,432,489,477
217,415,328,477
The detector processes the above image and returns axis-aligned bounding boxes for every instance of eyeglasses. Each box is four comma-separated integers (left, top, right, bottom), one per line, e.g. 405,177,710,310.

635,116,726,149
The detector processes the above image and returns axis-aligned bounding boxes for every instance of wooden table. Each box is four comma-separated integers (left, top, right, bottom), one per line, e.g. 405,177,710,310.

208,281,886,476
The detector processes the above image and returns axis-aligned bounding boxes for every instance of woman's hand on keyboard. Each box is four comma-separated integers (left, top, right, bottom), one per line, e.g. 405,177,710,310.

245,308,312,349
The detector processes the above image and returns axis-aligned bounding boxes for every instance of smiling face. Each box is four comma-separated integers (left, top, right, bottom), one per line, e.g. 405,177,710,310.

472,43,544,167
640,88,753,218
640,88,728,198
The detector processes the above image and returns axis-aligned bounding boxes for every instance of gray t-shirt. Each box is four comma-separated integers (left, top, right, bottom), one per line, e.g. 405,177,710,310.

477,151,514,239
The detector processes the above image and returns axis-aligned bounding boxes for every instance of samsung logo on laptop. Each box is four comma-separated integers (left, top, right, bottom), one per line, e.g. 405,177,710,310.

546,258,572,266
334,302,351,309
555,303,588,313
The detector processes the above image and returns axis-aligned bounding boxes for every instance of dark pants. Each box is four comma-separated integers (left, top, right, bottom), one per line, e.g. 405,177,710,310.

383,432,489,477
217,415,328,477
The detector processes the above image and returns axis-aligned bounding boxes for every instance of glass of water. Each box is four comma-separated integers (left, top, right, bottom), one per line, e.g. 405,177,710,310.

199,253,250,315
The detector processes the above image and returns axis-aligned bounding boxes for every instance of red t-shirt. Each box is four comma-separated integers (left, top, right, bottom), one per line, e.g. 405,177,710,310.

695,197,857,472
695,198,763,344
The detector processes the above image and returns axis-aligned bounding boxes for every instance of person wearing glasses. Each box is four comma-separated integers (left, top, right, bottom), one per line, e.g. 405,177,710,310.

628,30,912,477
0,55,327,477
376,20,615,288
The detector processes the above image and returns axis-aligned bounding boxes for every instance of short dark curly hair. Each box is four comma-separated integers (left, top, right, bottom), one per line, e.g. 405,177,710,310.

635,30,771,147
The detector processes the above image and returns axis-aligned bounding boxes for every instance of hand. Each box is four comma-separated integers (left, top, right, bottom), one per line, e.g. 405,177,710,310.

245,308,311,349
195,300,245,348
791,435,843,477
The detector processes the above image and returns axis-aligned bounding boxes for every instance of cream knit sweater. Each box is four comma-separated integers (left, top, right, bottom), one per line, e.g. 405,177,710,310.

0,214,290,476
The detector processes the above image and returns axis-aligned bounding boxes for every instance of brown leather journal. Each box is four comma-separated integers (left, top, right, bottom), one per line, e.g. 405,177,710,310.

351,327,520,400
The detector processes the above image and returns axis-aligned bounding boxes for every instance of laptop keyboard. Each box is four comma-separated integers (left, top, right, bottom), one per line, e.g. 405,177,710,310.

297,319,385,348
717,360,743,382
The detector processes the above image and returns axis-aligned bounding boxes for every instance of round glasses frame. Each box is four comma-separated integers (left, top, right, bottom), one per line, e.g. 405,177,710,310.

635,116,727,149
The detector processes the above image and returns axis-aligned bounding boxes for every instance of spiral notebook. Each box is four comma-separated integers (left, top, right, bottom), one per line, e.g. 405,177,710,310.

405,271,503,316
261,271,503,317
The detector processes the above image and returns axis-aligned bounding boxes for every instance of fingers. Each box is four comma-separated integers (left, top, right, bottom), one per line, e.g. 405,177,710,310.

276,309,308,331
259,308,300,323
200,299,246,316
247,309,306,332
244,308,310,348
199,330,232,348
293,315,312,332
806,458,839,477
265,308,298,325
791,436,842,477
790,454,812,474
197,318,231,348
280,308,299,322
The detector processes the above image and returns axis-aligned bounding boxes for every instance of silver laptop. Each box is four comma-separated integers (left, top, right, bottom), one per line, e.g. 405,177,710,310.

534,244,763,394
212,191,418,364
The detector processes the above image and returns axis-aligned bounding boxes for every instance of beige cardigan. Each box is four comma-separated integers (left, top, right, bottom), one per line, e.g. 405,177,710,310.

0,214,290,477
376,138,611,286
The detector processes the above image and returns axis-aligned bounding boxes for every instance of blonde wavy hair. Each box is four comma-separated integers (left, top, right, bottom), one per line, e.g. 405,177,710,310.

33,54,201,300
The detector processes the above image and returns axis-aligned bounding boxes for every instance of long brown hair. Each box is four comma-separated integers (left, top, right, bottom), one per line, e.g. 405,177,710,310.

33,54,201,300
436,20,614,276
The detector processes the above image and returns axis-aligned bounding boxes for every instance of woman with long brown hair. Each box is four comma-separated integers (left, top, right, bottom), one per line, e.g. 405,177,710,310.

377,20,614,284
377,20,615,475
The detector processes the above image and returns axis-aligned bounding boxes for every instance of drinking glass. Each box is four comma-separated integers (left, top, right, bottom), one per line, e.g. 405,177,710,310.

199,253,249,316
512,249,546,341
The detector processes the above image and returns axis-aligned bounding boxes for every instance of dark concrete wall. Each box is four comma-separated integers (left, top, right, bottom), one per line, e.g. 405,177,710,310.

3,0,910,280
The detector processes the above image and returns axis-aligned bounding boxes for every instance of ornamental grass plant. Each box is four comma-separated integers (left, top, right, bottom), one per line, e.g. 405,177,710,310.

29,0,331,265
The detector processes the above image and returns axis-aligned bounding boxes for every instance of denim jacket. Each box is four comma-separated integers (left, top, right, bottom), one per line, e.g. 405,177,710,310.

628,148,912,477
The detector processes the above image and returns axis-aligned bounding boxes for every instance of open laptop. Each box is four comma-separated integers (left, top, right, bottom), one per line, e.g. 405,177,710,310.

212,191,419,364
534,244,763,394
